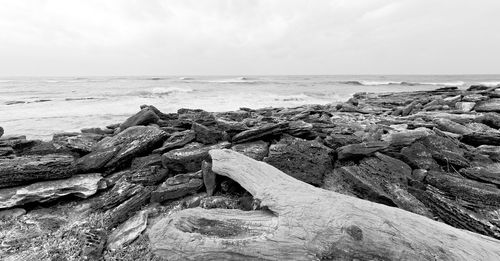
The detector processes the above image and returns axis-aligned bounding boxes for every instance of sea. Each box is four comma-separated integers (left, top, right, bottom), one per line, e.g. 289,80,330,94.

1,75,499,140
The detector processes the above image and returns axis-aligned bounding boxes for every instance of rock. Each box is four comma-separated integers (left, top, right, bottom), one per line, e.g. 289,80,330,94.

178,108,216,126
462,94,487,102
420,135,470,169
107,209,149,250
455,102,476,112
474,99,500,112
165,171,202,185
191,122,225,144
152,130,196,154
130,154,162,169
286,120,314,138
476,145,500,161
105,187,153,229
323,134,362,149
0,127,3,138
0,208,26,219
326,152,431,217
402,100,420,116
231,140,269,161
433,118,472,135
162,141,230,173
0,154,76,188
263,135,333,185
411,169,428,182
81,229,107,261
202,161,216,196
52,132,104,154
92,179,143,211
120,107,160,131
461,131,500,146
478,112,500,129
123,166,169,186
232,122,288,143
151,177,203,203
76,126,167,173
0,173,102,209
81,127,114,135
215,118,249,133
381,127,434,148
199,196,240,209
401,142,441,170
0,145,14,156
459,167,500,186
336,141,389,160
425,171,500,209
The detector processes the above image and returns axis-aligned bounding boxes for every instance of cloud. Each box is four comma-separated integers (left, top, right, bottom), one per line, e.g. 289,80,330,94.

0,0,499,75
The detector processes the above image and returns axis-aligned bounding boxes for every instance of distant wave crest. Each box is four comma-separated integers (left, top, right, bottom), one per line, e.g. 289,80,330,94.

340,80,465,87
131,87,194,97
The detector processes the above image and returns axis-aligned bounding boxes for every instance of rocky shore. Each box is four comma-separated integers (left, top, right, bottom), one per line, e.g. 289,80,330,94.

1,85,500,260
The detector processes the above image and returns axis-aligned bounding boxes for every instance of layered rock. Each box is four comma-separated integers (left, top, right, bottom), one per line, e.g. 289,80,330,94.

0,173,102,209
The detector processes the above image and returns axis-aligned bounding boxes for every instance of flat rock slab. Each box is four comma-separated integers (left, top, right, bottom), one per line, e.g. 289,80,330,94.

336,141,389,160
0,173,102,209
474,99,500,112
231,140,269,161
0,154,76,188
162,141,230,173
263,136,333,185
76,126,168,173
152,130,196,154
151,176,203,203
107,209,149,251
53,132,104,154
232,122,288,143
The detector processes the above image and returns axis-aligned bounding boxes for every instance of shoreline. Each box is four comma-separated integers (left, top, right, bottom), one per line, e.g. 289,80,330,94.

1,85,500,259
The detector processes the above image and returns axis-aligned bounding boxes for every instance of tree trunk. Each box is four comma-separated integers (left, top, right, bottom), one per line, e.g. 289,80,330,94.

149,149,500,261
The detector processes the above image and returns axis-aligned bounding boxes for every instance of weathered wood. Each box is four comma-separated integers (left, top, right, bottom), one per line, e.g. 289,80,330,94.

150,149,500,261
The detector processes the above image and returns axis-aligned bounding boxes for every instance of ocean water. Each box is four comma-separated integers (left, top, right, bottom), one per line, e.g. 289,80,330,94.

1,75,499,140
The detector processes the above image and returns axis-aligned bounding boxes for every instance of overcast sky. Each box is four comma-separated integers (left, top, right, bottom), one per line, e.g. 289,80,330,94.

0,0,499,76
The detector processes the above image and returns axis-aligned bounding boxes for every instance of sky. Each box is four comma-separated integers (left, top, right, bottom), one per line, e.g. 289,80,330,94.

0,0,499,76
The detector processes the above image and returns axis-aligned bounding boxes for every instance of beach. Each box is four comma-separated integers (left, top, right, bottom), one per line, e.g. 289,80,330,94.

2,75,500,140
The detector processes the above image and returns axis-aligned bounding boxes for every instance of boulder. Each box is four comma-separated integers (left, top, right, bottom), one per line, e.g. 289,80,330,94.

107,209,149,250
231,140,269,161
263,135,333,185
178,109,216,126
52,132,104,154
119,107,160,131
336,141,389,160
122,166,169,186
0,173,102,209
455,102,476,112
381,127,433,148
433,118,472,135
478,112,500,129
0,154,76,188
76,126,167,173
461,131,500,146
191,122,226,144
323,134,362,149
459,167,500,186
401,142,441,170
152,130,196,154
425,171,500,209
162,142,230,173
474,99,500,112
232,122,288,143
476,145,500,161
325,152,431,217
130,154,162,169
286,120,314,138
151,177,203,203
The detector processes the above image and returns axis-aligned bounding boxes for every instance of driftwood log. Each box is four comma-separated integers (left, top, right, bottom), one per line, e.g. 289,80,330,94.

149,149,500,261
